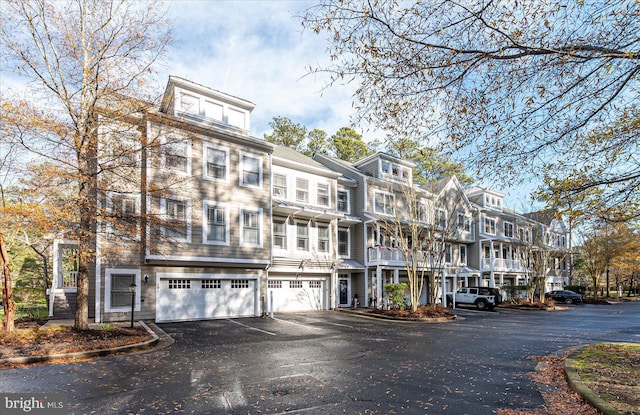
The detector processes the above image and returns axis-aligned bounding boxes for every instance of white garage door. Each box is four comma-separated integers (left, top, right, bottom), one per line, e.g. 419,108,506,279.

267,278,325,313
156,274,257,322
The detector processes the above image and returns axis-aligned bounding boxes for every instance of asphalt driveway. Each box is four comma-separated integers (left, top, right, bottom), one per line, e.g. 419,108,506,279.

1,302,639,414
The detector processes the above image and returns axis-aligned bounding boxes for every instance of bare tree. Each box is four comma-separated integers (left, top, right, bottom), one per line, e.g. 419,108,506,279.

0,0,171,329
303,1,640,217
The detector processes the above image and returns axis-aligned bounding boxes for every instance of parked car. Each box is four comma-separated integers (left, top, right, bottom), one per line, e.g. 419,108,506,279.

545,290,585,304
445,287,496,311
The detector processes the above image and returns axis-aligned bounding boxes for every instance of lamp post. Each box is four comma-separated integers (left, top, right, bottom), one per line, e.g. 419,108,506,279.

129,282,136,328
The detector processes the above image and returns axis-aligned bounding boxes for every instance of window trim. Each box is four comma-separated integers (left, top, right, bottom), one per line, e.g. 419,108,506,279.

202,201,230,245
104,268,140,313
161,196,192,243
296,220,309,251
273,217,287,250
337,189,349,213
459,244,467,265
373,191,395,215
240,207,263,247
203,143,229,182
317,182,330,207
105,192,140,240
484,216,496,235
162,133,191,175
273,173,287,199
296,178,309,203
317,224,330,253
338,228,350,258
239,151,263,188
504,221,514,238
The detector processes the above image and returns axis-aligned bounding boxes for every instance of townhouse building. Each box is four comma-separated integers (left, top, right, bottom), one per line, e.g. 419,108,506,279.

48,76,569,323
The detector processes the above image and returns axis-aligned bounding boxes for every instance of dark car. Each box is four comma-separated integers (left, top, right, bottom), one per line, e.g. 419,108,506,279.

545,290,585,304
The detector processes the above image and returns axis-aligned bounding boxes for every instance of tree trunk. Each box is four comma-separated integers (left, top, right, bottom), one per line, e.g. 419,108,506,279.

1,233,16,334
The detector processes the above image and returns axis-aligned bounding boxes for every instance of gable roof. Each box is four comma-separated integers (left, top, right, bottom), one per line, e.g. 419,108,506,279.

272,145,341,178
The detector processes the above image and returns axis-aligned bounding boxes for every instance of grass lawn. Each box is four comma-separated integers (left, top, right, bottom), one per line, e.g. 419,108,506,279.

574,343,640,414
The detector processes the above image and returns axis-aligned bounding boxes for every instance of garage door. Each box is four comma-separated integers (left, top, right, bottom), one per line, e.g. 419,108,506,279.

267,278,325,313
156,274,257,322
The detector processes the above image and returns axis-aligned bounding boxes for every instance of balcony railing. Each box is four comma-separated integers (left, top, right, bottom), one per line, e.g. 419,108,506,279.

63,271,78,288
481,258,525,272
368,247,442,267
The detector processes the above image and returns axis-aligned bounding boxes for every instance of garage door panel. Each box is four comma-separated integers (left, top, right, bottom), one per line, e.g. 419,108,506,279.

268,279,325,313
156,276,256,322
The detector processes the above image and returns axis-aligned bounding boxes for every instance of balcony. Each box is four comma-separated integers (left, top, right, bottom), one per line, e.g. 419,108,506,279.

481,258,525,272
367,247,440,268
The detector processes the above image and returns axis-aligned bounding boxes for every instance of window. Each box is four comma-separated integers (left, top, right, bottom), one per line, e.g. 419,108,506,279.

317,183,330,206
273,174,287,198
105,270,140,312
203,202,228,245
164,197,190,241
457,212,471,232
240,208,261,247
309,281,321,289
169,279,191,289
418,202,428,223
273,219,287,249
317,225,329,253
226,108,246,129
180,93,199,115
484,246,491,259
296,178,309,203
268,280,282,289
338,229,349,257
108,193,138,239
444,243,452,264
504,222,514,238
164,138,189,173
484,217,496,235
337,190,349,212
436,209,447,229
204,145,227,181
203,100,223,121
374,192,394,215
240,152,262,187
459,245,467,265
296,222,309,250
231,280,250,289
202,280,221,289
290,280,303,289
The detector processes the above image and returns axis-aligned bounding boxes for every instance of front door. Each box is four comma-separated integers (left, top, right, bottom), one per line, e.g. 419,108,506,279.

338,275,349,306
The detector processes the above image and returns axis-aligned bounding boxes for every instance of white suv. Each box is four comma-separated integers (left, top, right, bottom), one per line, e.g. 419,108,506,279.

446,287,496,311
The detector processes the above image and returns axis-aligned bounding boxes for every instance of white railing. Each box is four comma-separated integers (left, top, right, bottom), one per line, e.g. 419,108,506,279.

481,258,525,272
63,271,78,288
367,247,442,267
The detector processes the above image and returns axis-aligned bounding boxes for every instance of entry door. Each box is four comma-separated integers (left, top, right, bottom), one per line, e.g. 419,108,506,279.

338,275,349,306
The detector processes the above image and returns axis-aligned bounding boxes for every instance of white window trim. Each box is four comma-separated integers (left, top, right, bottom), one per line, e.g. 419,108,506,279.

504,221,514,238
104,268,140,313
459,244,467,265
484,216,496,235
161,133,192,175
317,223,330,253
296,220,310,251
202,143,229,183
337,189,350,213
273,173,288,199
202,201,230,245
316,182,330,207
160,196,192,243
373,191,395,215
272,217,288,251
436,208,448,229
105,191,141,240
239,151,263,188
338,228,350,258
240,207,263,248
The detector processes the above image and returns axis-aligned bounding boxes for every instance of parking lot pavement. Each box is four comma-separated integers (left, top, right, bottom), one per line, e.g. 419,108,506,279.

1,302,639,414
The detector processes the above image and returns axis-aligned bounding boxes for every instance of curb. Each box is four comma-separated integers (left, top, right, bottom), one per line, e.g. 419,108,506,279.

0,321,164,366
336,308,460,323
564,344,622,415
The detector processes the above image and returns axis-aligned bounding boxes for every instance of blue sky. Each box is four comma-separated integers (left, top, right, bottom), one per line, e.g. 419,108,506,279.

162,1,541,210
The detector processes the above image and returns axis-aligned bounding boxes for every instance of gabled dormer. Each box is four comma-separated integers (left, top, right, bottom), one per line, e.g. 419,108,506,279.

160,75,254,135
465,186,504,212
353,152,415,184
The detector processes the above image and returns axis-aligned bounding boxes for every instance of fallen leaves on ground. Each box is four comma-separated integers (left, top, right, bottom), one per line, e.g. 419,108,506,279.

0,318,151,365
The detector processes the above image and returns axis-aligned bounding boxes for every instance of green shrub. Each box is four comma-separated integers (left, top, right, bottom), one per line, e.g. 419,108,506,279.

384,283,409,310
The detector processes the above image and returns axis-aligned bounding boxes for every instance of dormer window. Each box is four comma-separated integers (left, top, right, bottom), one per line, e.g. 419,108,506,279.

180,93,199,115
380,160,410,181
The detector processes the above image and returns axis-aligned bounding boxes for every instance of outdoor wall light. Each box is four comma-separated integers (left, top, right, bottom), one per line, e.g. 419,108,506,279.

143,275,149,284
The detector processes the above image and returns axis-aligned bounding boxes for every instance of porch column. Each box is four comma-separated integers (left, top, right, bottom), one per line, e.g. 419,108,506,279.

376,265,382,308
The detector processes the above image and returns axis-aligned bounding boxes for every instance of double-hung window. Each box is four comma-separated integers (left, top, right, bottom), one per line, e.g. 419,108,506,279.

317,225,329,253
459,245,467,265
273,174,287,198
240,152,262,187
317,183,329,206
504,222,514,238
108,193,138,239
164,137,190,174
296,222,309,250
204,145,228,181
273,219,287,249
337,190,349,212
374,192,394,215
240,208,262,247
164,197,190,242
436,209,447,229
484,217,496,235
458,211,471,232
203,202,228,245
296,178,309,203
338,229,349,257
